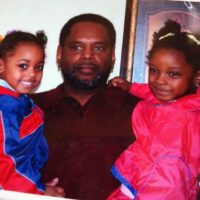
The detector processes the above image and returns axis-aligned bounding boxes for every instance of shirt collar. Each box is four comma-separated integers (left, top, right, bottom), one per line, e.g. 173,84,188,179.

59,84,135,109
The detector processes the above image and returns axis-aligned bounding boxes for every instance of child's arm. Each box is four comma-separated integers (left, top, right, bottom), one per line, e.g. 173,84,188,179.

108,76,131,91
129,83,153,99
0,98,48,195
0,109,44,194
109,77,152,99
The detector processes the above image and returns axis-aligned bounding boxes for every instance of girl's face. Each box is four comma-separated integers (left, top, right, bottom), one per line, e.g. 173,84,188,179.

148,48,198,102
0,42,45,94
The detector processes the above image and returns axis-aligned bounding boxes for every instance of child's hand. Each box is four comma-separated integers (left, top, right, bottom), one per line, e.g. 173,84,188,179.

45,177,65,197
108,76,131,91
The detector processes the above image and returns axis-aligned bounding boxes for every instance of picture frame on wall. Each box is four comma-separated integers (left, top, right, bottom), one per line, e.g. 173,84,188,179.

120,0,200,82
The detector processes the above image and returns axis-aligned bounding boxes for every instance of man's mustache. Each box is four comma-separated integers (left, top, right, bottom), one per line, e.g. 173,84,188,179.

74,62,99,69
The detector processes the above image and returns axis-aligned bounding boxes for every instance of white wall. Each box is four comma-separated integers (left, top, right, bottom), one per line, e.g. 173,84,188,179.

1,0,126,92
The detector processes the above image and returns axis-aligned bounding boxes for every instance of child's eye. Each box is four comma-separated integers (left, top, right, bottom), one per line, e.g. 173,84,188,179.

168,71,180,78
35,65,44,72
18,64,28,69
149,67,158,74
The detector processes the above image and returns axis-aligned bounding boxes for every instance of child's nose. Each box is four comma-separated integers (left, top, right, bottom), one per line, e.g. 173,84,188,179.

156,74,167,84
27,68,36,77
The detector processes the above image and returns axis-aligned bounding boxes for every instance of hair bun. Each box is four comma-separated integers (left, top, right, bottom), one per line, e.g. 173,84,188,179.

36,30,48,47
153,20,181,43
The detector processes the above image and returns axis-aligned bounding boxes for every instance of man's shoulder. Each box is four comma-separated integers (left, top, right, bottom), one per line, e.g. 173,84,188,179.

30,84,64,109
104,86,140,108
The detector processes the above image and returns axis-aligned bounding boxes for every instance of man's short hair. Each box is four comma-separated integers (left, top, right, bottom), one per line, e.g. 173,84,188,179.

59,13,116,47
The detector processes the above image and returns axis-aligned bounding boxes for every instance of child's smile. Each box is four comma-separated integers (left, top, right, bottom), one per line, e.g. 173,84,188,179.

0,42,44,94
148,48,196,102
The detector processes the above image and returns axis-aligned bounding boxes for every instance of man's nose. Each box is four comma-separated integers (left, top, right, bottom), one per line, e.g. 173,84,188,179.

81,46,94,59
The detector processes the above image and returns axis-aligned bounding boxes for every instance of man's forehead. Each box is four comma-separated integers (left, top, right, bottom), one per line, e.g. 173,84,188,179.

66,22,110,42
70,21,108,33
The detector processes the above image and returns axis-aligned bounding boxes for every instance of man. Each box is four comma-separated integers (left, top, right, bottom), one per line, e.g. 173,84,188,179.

32,13,139,200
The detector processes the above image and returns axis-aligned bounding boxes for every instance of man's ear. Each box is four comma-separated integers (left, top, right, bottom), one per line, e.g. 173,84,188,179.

56,45,62,71
0,59,5,74
194,70,200,87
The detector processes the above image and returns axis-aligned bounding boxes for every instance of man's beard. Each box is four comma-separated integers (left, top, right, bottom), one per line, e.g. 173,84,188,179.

61,64,111,90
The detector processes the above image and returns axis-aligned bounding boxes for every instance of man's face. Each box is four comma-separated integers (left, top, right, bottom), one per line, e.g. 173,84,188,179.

57,21,115,89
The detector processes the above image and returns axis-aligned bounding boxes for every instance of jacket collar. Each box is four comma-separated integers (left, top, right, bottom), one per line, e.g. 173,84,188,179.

0,79,19,98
